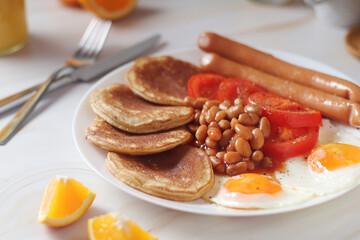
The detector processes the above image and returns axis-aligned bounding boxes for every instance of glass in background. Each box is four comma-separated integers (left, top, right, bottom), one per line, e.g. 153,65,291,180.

0,0,28,56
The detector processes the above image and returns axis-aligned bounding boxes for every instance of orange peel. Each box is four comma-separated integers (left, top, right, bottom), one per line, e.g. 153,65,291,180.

78,0,138,20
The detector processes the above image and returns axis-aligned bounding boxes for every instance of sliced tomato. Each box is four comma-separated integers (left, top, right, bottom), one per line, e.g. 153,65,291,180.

248,92,322,128
187,73,225,99
262,125,319,159
217,78,264,102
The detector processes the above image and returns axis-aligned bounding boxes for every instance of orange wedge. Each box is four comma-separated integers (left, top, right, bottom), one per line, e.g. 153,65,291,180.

38,175,96,227
88,213,158,240
78,0,138,20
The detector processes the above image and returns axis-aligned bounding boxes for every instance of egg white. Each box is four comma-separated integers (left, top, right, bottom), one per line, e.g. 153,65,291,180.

275,119,360,197
202,175,313,209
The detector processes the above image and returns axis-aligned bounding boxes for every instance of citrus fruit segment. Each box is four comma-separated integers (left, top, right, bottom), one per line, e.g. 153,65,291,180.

88,213,158,240
78,0,138,20
38,175,96,227
58,0,79,6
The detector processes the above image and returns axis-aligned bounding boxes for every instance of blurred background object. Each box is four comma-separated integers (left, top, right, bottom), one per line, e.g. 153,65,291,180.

0,0,28,56
249,0,292,4
304,0,360,28
58,0,138,20
345,27,360,60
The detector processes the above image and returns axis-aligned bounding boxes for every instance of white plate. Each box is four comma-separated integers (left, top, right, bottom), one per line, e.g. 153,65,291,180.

73,48,357,217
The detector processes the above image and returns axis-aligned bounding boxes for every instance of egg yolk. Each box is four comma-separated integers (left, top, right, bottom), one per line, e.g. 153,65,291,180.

222,173,282,195
308,143,360,173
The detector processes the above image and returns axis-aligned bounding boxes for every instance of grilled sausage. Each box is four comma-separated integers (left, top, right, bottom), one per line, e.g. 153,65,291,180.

198,32,360,103
200,53,360,127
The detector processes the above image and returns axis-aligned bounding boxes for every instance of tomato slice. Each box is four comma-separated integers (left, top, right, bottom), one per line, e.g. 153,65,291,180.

248,92,322,128
217,78,264,102
262,125,319,159
187,73,225,99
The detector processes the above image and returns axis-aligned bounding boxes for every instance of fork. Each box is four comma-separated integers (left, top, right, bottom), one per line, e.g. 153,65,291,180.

0,18,112,145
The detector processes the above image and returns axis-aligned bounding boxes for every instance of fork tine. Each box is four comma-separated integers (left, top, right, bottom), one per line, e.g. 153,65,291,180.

72,19,111,62
72,18,99,58
87,20,112,59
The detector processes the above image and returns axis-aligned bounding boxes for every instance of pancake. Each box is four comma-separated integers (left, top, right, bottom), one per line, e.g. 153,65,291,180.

90,84,194,133
127,56,202,106
106,145,214,201
86,117,192,155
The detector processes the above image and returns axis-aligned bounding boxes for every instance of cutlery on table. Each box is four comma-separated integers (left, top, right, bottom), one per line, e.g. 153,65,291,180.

0,18,160,145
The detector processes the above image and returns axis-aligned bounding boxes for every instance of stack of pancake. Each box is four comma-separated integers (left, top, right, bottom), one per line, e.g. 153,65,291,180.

86,56,215,201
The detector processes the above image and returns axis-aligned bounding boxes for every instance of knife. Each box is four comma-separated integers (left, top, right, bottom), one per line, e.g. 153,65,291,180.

0,34,161,114
0,34,160,145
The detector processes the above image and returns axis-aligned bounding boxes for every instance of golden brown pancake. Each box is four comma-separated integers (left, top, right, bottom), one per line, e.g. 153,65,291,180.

106,145,214,201
86,117,192,155
90,84,194,133
127,56,202,106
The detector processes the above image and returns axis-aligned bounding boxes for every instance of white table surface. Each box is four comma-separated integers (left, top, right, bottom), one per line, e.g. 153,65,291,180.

1,0,360,239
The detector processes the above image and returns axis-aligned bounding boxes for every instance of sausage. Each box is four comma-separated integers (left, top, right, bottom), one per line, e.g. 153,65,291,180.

198,32,360,103
200,53,360,127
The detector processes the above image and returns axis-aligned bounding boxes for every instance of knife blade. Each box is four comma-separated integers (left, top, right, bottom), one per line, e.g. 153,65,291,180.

0,34,161,114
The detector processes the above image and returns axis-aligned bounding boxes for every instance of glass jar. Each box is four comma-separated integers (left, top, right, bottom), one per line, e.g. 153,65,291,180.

0,0,28,56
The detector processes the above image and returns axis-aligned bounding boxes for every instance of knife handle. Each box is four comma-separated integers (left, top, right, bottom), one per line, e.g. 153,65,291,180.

0,66,74,145
0,72,76,114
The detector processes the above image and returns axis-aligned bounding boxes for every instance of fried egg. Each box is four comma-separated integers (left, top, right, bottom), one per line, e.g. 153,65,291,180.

276,119,360,196
202,173,313,209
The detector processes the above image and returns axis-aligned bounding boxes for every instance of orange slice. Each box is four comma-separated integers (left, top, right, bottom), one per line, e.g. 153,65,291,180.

78,0,138,20
58,0,79,6
38,175,96,227
88,213,158,240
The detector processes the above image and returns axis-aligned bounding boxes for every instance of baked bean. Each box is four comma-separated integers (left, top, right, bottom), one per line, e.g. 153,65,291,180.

247,160,255,170
247,126,257,132
194,97,207,109
261,157,273,168
233,97,243,106
252,150,264,162
234,137,252,158
259,117,271,138
248,113,260,125
210,156,221,168
226,105,244,119
215,110,227,122
234,123,252,141
215,162,226,173
204,100,221,109
194,110,201,123
224,151,242,164
218,119,231,130
216,151,226,159
206,148,218,156
250,128,264,150
183,96,196,107
238,113,252,125
187,123,199,133
219,129,234,148
206,106,219,123
205,136,218,149
219,101,232,110
244,104,263,116
195,125,208,141
208,121,220,129
227,134,240,151
238,113,260,126
230,118,239,129
199,113,207,125
193,140,204,148
226,162,248,176
207,128,222,141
